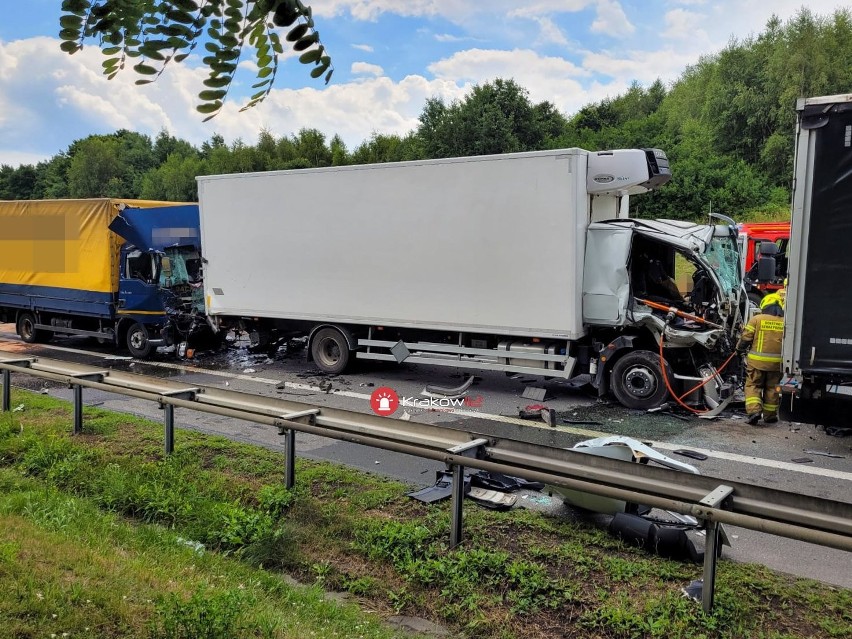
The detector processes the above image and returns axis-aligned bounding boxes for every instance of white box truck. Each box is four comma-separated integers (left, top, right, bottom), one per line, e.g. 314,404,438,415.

197,148,744,410
779,94,852,428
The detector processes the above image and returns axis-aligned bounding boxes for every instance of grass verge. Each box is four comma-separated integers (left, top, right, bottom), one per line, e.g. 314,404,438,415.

0,389,849,638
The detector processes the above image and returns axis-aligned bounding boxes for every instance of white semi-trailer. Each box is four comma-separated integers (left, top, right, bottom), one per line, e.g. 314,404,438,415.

197,148,744,410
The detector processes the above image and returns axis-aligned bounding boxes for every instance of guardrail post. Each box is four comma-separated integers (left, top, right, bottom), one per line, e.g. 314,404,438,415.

276,409,320,490
157,388,201,457
68,371,108,435
2,369,9,412
1,358,36,412
164,404,175,455
283,428,296,489
73,385,83,435
699,484,734,613
450,462,465,548
446,439,489,549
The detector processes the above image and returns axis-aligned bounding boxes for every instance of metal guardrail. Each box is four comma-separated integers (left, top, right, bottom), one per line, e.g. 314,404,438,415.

1,350,850,613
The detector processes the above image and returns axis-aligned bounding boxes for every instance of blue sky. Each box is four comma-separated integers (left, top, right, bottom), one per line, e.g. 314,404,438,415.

0,1,848,166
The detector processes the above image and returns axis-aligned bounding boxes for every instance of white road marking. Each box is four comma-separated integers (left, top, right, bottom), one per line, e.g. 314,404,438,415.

3,332,850,482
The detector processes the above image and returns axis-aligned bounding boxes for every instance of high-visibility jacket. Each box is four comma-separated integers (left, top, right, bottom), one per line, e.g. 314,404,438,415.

737,313,784,371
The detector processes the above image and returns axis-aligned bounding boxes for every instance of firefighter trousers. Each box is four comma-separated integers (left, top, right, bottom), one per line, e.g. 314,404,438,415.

745,367,783,419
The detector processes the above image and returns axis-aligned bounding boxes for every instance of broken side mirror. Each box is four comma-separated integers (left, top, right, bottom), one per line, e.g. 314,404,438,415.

756,242,777,283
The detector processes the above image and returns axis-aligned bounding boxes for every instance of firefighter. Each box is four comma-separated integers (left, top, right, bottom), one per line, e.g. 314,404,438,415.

736,293,784,425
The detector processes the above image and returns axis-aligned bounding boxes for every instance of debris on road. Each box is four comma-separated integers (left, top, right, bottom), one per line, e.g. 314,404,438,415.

423,376,475,397
803,449,845,459
562,417,604,426
672,449,709,461
518,404,557,426
521,386,549,402
791,457,814,464
825,426,852,437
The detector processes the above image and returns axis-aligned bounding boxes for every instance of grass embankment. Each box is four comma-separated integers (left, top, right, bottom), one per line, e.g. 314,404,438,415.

0,389,849,639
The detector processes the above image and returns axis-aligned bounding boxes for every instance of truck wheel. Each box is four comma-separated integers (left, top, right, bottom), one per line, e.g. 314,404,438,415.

126,323,153,358
16,312,43,344
311,327,350,374
610,350,671,410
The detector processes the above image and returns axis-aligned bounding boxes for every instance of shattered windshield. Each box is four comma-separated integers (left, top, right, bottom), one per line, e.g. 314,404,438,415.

704,236,740,296
159,246,204,311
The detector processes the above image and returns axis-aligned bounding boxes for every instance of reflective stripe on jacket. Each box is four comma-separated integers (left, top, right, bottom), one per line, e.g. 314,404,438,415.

737,314,783,372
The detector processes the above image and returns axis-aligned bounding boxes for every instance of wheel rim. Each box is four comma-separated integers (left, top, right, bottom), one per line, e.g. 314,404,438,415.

129,329,147,350
317,337,341,366
622,365,658,399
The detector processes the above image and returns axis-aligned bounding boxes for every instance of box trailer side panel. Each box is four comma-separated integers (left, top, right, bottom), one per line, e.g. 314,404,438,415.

0,199,124,316
784,98,852,376
198,150,589,339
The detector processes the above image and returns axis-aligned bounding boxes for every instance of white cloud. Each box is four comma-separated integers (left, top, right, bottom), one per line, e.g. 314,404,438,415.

0,150,50,168
530,17,570,46
351,43,374,52
581,48,689,85
435,33,473,43
591,0,635,35
351,61,385,76
662,9,707,42
323,1,593,22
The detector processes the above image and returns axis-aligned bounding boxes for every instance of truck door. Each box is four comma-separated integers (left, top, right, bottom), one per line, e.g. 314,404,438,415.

118,249,165,318
583,225,632,325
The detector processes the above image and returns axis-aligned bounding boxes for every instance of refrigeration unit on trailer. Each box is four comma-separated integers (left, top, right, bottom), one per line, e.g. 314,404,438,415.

197,148,744,410
779,94,852,427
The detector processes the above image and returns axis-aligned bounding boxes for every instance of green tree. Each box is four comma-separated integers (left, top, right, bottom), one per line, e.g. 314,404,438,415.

417,79,568,158
66,137,124,197
139,153,205,201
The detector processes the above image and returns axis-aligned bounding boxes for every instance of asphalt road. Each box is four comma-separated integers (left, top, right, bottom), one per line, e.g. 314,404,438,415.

1,325,850,589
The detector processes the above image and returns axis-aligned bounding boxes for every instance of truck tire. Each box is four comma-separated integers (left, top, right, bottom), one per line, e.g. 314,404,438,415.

310,327,350,374
610,350,671,410
16,312,45,344
126,322,153,358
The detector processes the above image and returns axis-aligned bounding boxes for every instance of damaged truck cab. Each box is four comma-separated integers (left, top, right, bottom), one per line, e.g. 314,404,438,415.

109,204,208,357
585,218,743,410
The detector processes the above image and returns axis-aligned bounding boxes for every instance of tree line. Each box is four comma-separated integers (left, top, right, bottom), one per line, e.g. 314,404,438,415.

3,8,851,222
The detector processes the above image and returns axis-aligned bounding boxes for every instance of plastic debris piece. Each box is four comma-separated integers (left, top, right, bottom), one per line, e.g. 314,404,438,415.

423,376,475,396
563,418,604,426
12,404,24,412
791,457,813,464
521,386,549,402
803,449,844,458
672,449,708,461
467,487,517,510
681,579,703,602
242,368,256,373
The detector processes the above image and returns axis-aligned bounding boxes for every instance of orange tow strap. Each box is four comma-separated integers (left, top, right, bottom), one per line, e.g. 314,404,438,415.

635,298,724,330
